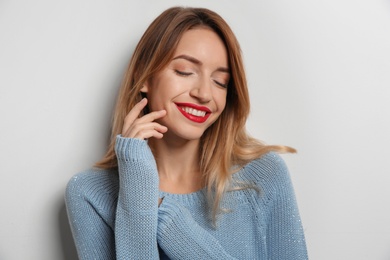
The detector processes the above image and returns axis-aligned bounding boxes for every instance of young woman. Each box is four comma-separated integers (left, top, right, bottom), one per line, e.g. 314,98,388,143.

65,6,308,260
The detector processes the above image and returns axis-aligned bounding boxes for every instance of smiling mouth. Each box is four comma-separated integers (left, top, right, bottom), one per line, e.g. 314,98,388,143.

181,107,207,117
175,103,211,123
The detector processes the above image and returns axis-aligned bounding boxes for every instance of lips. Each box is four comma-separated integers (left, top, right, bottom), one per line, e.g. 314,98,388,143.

175,102,211,123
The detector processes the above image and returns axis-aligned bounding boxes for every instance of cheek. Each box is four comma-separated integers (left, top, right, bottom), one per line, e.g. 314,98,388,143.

215,91,228,112
145,83,171,111
146,90,164,112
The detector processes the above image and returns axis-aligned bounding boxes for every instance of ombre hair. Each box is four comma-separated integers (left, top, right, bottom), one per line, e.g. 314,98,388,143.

95,6,295,222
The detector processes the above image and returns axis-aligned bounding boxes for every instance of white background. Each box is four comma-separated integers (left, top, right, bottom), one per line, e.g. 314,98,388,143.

1,1,389,259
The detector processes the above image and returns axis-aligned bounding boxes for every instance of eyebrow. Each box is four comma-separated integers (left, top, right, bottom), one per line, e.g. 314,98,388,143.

172,54,230,73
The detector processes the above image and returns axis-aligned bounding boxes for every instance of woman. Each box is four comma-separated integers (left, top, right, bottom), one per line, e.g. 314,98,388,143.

65,6,308,260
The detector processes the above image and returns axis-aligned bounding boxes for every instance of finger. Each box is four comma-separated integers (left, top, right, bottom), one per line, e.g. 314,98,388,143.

123,122,168,138
122,110,167,137
132,109,167,125
133,129,165,140
122,98,148,133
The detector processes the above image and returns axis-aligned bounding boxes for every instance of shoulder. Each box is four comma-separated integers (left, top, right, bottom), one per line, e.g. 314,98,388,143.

234,152,293,195
238,152,289,181
65,168,119,203
65,168,119,231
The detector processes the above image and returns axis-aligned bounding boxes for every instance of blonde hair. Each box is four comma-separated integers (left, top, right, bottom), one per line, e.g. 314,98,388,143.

95,6,295,221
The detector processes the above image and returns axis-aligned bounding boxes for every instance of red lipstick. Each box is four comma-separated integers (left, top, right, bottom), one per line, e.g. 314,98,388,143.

175,103,211,123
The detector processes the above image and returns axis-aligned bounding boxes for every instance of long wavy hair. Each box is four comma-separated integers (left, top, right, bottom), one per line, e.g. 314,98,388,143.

95,6,295,222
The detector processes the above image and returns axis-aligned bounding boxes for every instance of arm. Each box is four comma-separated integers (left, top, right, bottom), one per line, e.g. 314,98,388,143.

65,170,118,260
66,98,167,259
157,197,237,260
115,98,168,259
65,138,162,260
114,136,160,260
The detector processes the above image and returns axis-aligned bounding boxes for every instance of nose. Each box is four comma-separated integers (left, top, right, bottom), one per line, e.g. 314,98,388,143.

189,77,212,103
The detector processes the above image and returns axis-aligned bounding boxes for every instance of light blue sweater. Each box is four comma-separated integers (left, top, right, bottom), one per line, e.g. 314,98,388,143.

65,136,307,259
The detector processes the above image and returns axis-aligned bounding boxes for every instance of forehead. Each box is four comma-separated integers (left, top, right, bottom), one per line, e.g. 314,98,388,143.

173,28,229,66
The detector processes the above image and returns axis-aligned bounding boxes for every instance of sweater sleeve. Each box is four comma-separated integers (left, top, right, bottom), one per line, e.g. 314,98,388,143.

157,197,237,260
262,154,308,259
65,170,117,260
114,135,160,260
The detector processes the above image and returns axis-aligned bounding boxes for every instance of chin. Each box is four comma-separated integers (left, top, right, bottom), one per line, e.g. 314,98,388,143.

166,126,207,141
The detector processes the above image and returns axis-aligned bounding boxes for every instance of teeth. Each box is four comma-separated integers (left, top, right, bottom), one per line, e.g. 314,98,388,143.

181,107,206,117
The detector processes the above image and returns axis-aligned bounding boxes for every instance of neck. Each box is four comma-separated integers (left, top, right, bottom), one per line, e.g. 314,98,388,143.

149,137,204,194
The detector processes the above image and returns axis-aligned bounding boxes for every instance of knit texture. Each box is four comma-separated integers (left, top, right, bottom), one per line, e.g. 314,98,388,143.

65,136,308,259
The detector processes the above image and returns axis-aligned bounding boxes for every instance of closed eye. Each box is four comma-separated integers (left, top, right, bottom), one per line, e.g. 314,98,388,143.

213,80,228,88
174,70,193,76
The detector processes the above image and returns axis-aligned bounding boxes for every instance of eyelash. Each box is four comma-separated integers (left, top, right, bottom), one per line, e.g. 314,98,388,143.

174,70,228,89
214,80,228,88
174,70,192,76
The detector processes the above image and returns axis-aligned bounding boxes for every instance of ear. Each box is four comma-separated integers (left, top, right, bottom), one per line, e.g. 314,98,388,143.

140,80,150,93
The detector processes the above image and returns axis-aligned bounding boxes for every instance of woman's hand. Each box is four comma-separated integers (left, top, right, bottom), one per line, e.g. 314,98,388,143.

122,98,168,139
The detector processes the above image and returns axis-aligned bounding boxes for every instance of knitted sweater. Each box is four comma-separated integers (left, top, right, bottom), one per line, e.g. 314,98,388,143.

65,136,308,259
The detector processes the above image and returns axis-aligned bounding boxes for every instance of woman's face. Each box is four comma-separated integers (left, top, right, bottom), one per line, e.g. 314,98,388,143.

142,28,229,141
